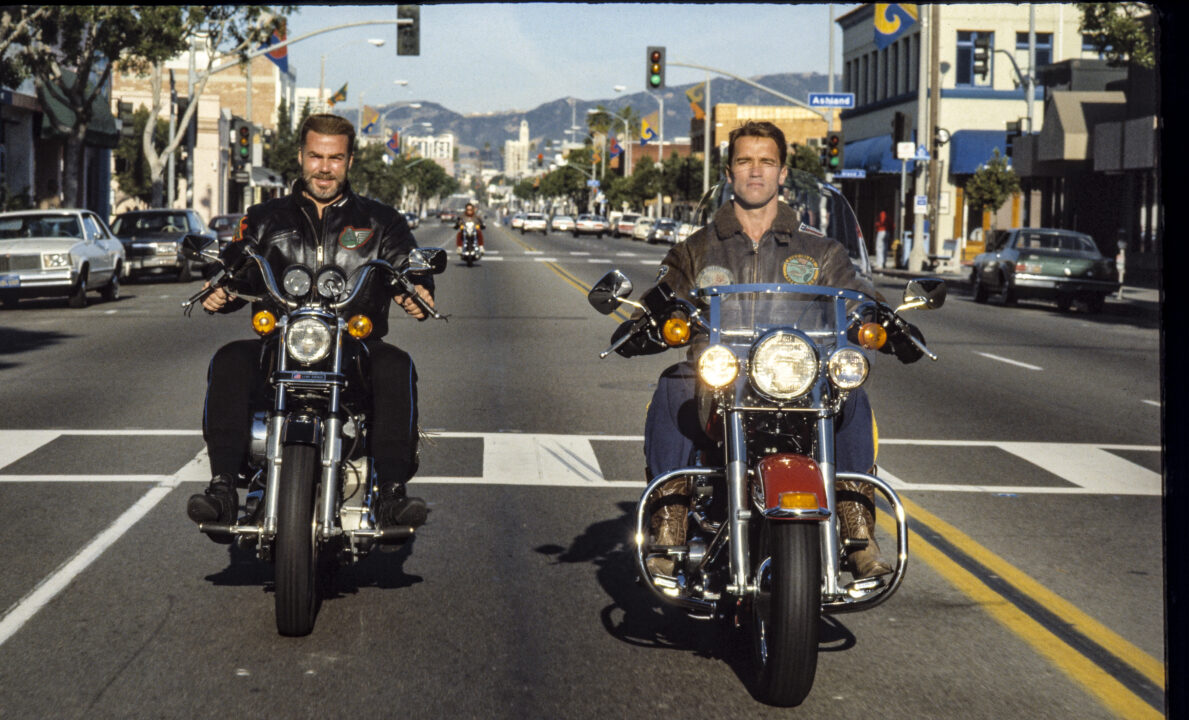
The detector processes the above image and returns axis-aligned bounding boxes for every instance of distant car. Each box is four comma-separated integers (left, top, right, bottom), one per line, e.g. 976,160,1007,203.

109,208,214,282
615,213,641,238
208,214,241,251
676,222,699,243
439,209,459,224
573,214,608,238
971,227,1119,312
404,212,420,229
550,214,575,233
631,217,656,241
647,218,679,245
521,213,548,234
511,213,526,230
0,209,126,309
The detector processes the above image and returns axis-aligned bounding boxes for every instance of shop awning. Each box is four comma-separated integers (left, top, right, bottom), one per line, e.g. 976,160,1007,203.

843,134,917,174
37,70,120,149
250,166,286,188
948,130,1009,174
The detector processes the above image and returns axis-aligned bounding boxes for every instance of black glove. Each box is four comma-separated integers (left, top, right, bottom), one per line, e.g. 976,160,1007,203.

611,317,666,358
884,317,925,364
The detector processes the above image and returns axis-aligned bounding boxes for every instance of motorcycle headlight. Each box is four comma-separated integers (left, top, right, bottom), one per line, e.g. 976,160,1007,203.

828,348,869,390
749,331,818,400
697,344,738,389
285,317,333,364
41,252,70,269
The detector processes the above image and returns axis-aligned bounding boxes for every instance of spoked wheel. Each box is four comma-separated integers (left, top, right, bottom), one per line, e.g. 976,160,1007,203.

275,443,319,636
750,520,821,707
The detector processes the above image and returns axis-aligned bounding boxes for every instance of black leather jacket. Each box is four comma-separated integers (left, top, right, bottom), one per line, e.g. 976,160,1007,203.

222,179,430,340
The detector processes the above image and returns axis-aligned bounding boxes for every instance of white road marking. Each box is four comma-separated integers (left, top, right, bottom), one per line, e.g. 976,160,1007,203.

104,309,118,315
974,351,1043,371
1143,400,1160,407
524,250,543,255
532,258,559,262
615,252,638,257
482,256,505,261
570,252,591,256
0,451,207,648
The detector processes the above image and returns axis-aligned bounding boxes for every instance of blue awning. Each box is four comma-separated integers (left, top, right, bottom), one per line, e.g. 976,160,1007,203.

949,130,1010,174
843,134,916,174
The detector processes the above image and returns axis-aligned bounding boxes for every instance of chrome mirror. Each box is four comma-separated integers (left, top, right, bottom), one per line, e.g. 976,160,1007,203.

588,270,633,315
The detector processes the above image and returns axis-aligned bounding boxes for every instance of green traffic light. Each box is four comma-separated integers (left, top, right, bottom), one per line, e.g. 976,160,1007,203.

649,74,660,86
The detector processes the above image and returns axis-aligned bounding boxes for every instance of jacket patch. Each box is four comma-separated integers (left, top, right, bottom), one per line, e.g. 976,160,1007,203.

338,226,374,250
782,254,820,284
695,265,734,289
798,222,826,238
233,215,247,242
656,265,670,282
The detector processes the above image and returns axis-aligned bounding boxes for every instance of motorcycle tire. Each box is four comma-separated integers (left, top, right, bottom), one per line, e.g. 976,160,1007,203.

275,443,319,637
466,257,474,267
750,520,820,707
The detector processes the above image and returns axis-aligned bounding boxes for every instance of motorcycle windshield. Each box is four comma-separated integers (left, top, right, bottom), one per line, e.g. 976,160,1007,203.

710,287,842,354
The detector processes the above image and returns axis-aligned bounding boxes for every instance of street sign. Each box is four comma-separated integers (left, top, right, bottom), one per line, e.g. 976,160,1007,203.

586,179,600,188
834,169,866,179
913,194,928,214
808,92,855,108
232,171,250,183
915,144,931,160
896,142,915,160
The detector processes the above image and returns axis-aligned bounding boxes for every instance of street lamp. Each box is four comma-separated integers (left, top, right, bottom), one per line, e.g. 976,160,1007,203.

320,37,385,106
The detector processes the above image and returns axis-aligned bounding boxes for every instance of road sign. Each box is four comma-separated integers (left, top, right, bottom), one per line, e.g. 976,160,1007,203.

915,145,931,160
913,194,928,214
808,92,855,108
586,179,600,188
232,170,250,183
896,142,916,160
834,169,866,179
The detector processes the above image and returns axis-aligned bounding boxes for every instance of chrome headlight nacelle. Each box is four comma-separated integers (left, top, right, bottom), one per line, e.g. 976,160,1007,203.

285,316,333,364
749,330,818,400
827,348,869,390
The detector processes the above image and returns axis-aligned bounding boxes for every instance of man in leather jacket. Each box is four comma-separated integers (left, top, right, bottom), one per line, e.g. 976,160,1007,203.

617,121,924,580
187,113,435,534
454,202,485,251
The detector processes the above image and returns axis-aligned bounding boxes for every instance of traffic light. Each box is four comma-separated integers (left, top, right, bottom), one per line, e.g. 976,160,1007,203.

891,111,910,144
537,153,544,167
230,117,251,172
972,35,991,81
117,100,135,138
825,131,843,171
397,5,420,56
646,46,665,90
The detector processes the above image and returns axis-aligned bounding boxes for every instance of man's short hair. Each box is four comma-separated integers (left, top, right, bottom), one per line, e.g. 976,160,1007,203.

727,121,788,168
298,113,356,157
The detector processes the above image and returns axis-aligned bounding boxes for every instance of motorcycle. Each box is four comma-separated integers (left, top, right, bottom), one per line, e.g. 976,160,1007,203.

588,268,944,706
457,219,483,266
180,236,447,636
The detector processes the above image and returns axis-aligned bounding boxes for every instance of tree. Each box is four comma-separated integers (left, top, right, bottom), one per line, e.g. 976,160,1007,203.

114,105,170,205
788,144,826,180
0,7,51,89
1078,3,1156,69
963,150,1021,231
263,98,309,188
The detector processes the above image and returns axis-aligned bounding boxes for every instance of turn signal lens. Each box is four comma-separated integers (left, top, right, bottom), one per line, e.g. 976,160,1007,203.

252,310,277,336
857,322,886,350
661,317,690,347
778,491,819,510
347,314,374,339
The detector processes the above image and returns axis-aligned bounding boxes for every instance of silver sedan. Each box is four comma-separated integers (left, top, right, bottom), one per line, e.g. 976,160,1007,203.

0,209,125,309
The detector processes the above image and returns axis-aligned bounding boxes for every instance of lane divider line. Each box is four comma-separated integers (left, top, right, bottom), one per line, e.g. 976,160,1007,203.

975,351,1043,371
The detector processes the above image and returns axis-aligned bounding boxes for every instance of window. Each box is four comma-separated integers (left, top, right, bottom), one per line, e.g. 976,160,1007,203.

956,31,994,87
1082,33,1112,60
1016,32,1052,71
891,42,899,96
83,215,103,240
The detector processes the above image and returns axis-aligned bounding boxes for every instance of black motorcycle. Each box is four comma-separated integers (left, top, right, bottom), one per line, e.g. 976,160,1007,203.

181,236,446,636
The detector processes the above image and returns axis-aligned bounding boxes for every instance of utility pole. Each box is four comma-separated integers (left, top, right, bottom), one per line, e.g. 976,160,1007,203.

909,9,929,271
168,70,177,207
702,72,711,195
926,3,941,264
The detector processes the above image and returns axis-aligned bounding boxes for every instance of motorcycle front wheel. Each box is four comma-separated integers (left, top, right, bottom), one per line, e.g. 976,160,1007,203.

750,520,821,706
275,443,319,636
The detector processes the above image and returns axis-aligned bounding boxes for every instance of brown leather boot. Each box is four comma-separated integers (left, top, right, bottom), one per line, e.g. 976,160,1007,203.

836,478,892,579
645,477,689,577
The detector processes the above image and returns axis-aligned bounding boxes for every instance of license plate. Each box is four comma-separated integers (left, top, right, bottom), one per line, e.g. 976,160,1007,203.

0,275,18,288
146,256,175,267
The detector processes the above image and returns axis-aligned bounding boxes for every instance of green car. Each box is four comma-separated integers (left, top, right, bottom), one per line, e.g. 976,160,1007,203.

971,228,1119,312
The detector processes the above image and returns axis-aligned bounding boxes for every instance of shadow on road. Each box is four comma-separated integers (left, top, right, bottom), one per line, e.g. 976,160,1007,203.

0,326,76,369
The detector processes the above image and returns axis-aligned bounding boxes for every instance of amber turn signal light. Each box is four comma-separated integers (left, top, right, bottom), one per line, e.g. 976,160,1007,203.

251,310,277,336
778,491,820,510
662,317,691,347
857,322,887,350
347,314,374,339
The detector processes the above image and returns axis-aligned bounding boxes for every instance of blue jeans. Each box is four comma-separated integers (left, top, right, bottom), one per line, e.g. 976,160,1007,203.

644,361,875,479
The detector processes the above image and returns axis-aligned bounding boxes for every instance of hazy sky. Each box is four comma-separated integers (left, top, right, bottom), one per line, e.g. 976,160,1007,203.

285,3,860,115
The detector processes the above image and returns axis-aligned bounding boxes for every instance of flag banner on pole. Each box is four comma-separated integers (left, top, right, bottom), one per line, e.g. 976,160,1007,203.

685,82,706,120
609,136,622,158
260,22,289,74
387,131,401,154
592,151,601,165
640,113,658,145
362,105,379,134
874,3,918,50
328,82,348,107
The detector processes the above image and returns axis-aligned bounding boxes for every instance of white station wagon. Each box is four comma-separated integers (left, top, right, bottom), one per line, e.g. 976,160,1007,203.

0,209,125,309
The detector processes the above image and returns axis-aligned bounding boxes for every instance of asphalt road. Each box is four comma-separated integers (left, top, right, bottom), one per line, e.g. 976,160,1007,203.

0,217,1166,718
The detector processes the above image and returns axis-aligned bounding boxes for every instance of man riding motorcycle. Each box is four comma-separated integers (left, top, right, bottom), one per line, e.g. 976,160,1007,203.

455,202,485,251
187,113,436,535
615,121,924,580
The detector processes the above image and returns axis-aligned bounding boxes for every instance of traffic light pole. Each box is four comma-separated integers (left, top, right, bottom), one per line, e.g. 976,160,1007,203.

668,60,833,132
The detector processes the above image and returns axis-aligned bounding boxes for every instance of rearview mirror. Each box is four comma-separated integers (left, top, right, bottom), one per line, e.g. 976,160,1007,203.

405,247,448,275
588,270,633,315
182,234,218,262
899,278,947,311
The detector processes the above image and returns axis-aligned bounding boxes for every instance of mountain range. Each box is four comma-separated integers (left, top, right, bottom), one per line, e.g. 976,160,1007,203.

344,72,837,168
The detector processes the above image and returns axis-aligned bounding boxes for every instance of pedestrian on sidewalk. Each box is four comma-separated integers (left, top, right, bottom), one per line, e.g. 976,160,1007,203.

874,210,890,269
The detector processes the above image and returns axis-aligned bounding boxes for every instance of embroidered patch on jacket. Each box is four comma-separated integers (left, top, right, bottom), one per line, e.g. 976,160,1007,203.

233,215,247,242
798,222,826,238
656,265,670,282
338,226,374,250
695,265,734,289
782,254,820,284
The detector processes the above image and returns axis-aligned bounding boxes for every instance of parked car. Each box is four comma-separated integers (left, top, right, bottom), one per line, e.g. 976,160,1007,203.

631,217,656,241
404,211,420,229
971,227,1118,312
676,222,699,243
521,213,548,234
550,214,575,233
0,209,125,308
573,214,608,238
511,213,526,230
646,218,679,245
109,208,214,282
208,213,241,251
439,209,459,224
615,212,641,238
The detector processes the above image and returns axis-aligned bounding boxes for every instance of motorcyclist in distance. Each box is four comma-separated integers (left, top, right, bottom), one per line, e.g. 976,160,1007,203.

187,112,435,536
455,203,485,251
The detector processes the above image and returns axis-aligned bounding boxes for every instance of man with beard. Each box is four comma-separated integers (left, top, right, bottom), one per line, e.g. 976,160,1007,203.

188,113,434,534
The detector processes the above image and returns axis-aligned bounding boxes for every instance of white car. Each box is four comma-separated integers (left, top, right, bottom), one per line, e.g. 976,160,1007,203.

573,214,608,238
403,212,420,229
511,213,525,230
550,215,575,233
0,209,125,308
521,213,548,234
615,213,641,238
676,222,699,243
631,217,656,241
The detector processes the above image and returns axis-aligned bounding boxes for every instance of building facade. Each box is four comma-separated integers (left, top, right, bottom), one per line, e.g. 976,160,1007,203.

405,131,456,177
691,103,841,161
504,120,531,179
